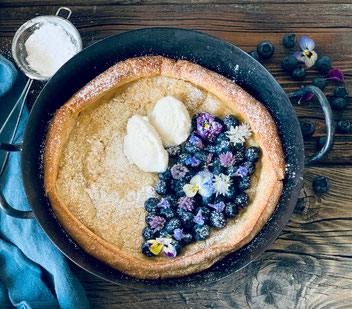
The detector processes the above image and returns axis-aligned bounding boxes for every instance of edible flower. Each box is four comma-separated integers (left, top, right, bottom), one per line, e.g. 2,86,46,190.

173,228,191,242
219,151,236,167
293,36,318,68
208,201,226,212
147,238,177,258
325,68,344,82
178,196,194,212
171,164,189,179
157,198,170,209
189,134,203,149
193,209,205,225
213,173,232,196
232,166,248,178
150,216,166,232
225,123,252,144
183,170,214,198
196,112,223,141
185,156,201,167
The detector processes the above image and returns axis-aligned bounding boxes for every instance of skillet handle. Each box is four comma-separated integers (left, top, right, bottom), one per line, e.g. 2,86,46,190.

288,85,335,166
0,143,34,219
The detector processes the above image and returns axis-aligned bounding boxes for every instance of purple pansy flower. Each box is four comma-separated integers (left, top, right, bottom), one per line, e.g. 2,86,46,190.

208,201,226,212
157,198,170,209
171,164,189,179
150,216,166,232
292,36,318,68
193,209,205,225
232,166,248,178
196,112,223,141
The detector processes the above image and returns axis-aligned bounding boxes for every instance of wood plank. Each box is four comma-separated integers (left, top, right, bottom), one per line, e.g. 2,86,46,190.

71,166,352,308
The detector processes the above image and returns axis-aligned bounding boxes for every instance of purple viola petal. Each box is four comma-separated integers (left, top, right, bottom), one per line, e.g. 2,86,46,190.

162,244,177,258
156,237,172,245
150,216,166,232
173,228,184,241
232,166,248,178
189,134,203,148
157,198,170,209
193,209,205,225
299,36,315,51
185,157,201,167
325,68,344,82
298,91,314,104
292,51,306,63
208,201,225,212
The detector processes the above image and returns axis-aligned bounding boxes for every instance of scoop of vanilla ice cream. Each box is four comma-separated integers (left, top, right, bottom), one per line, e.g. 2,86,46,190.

148,96,191,147
123,115,168,173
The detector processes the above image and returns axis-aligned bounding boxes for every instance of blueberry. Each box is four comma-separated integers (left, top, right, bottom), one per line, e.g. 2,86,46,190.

257,41,275,59
225,184,236,200
155,180,168,195
144,197,159,213
334,86,349,98
194,206,210,223
242,161,255,176
180,211,194,228
176,206,187,218
193,224,210,241
164,194,178,208
181,233,193,245
160,207,175,220
202,194,214,205
291,67,306,81
300,120,315,137
213,195,226,205
337,119,351,133
177,153,192,165
191,114,198,130
185,141,199,154
171,179,187,197
158,167,172,180
210,157,223,175
248,50,260,61
142,226,155,240
223,115,240,131
165,218,182,234
312,77,326,90
157,229,170,238
216,140,232,155
282,34,296,48
281,55,298,73
142,241,154,257
237,176,251,191
225,202,239,218
245,147,261,162
216,132,230,144
166,145,181,157
315,56,332,74
145,213,157,225
235,192,250,208
209,211,226,229
171,239,183,255
204,144,217,154
331,97,347,111
194,150,209,162
312,176,330,194
226,165,239,176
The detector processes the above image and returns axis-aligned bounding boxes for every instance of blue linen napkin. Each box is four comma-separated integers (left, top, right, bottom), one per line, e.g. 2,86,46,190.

0,54,90,309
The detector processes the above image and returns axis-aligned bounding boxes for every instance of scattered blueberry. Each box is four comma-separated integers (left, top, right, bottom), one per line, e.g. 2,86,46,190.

159,207,175,220
185,140,199,154
235,192,250,208
237,176,251,191
171,239,183,255
155,180,168,195
209,211,226,229
291,67,306,81
312,77,326,90
165,218,182,234
164,194,178,208
181,233,193,245
191,114,197,130
257,41,275,59
242,161,256,176
331,97,347,110
193,224,210,241
204,144,217,153
142,241,154,257
180,211,195,228
145,213,157,225
142,226,155,240
166,145,182,157
245,147,261,162
225,202,239,218
224,184,236,200
177,153,192,165
223,115,240,131
144,197,159,213
248,50,260,61
334,86,349,98
312,176,330,194
281,55,298,73
300,120,315,137
194,150,209,162
282,34,297,48
315,56,332,74
157,229,170,238
337,119,351,133
158,167,172,180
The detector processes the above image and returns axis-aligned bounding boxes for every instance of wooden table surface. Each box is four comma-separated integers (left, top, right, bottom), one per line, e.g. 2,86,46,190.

1,1,352,308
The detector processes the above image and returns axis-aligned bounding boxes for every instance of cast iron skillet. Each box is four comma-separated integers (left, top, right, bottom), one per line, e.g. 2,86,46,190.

0,28,334,290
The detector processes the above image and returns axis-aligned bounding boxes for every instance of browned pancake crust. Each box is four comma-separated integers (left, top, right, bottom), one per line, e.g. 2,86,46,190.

44,56,285,279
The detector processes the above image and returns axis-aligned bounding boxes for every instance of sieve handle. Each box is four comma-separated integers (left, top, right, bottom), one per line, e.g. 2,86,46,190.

56,7,72,20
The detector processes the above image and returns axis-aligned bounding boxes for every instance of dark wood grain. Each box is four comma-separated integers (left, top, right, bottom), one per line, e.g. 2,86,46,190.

1,1,352,308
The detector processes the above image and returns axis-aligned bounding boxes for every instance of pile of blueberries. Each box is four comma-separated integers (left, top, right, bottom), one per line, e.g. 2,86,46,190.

141,114,260,257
